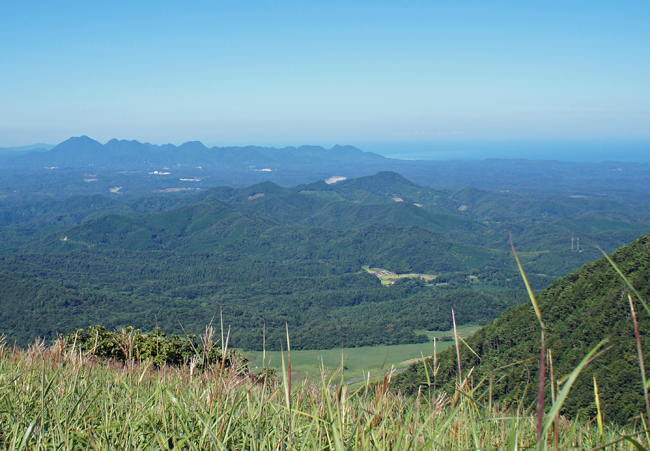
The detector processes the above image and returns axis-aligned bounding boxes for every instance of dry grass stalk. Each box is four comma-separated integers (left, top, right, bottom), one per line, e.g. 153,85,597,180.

201,325,215,365
0,334,6,361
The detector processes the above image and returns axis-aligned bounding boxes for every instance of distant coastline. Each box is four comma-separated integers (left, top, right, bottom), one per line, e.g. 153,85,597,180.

360,139,650,163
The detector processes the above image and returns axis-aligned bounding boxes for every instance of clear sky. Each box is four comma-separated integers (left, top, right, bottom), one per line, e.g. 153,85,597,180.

1,1,649,159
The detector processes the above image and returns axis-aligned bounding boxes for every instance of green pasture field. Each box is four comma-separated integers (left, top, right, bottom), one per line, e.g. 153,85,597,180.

242,324,480,382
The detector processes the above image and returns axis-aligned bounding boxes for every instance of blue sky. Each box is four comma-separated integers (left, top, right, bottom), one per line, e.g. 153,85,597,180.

1,1,649,159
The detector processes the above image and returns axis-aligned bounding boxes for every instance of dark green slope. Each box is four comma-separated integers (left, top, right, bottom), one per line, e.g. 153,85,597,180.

332,171,432,202
393,233,650,423
0,182,290,230
444,187,650,222
55,197,274,253
41,196,483,274
0,175,461,235
0,194,124,229
234,191,333,225
298,201,473,233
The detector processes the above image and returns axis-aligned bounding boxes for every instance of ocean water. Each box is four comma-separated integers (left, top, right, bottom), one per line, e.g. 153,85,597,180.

359,140,650,163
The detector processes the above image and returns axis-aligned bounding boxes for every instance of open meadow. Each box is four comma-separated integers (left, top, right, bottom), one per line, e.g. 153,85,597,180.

242,325,480,383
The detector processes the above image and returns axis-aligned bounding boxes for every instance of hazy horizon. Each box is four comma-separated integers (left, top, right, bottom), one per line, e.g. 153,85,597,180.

2,1,649,152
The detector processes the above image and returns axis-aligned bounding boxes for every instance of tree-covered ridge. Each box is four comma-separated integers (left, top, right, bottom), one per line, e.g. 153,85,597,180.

1,172,649,352
1,172,648,280
0,245,524,350
392,233,650,424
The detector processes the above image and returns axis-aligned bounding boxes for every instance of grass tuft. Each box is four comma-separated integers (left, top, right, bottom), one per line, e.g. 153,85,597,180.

0,334,644,449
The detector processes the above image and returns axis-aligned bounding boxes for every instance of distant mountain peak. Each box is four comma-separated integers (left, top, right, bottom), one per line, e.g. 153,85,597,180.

178,141,209,151
66,135,100,144
50,136,104,155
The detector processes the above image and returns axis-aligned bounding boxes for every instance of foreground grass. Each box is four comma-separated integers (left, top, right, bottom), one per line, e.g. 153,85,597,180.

0,339,642,450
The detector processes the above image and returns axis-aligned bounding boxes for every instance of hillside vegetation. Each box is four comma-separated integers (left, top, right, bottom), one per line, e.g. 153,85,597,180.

1,172,649,350
393,233,650,424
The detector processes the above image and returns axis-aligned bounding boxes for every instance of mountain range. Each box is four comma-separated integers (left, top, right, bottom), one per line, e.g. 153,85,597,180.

2,136,650,205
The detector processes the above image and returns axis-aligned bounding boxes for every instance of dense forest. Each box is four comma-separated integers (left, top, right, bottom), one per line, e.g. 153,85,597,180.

0,247,524,349
392,233,650,424
1,170,649,351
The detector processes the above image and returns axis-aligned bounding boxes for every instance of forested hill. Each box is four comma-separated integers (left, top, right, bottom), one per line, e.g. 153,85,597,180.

392,233,650,424
41,202,475,274
1,172,649,350
0,173,522,349
2,171,648,276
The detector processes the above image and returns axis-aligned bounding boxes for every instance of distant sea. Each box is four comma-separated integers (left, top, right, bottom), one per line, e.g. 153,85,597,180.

360,140,650,163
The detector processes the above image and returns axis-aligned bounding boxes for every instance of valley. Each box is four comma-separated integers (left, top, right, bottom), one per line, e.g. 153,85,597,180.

2,152,650,354
2,140,650,445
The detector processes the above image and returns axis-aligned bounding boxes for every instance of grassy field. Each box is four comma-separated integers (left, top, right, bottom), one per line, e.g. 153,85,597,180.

242,325,480,382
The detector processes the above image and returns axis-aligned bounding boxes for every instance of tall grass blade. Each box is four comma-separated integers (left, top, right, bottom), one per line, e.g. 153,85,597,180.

541,338,609,439
629,294,650,429
548,349,559,451
421,352,431,388
623,437,650,451
598,246,650,316
458,335,482,361
593,375,604,436
285,321,291,411
510,233,544,327
262,322,266,372
511,234,546,445
536,331,546,446
280,341,289,408
452,309,462,384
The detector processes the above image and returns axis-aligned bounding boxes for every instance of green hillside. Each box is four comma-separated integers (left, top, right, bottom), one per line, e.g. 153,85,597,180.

392,233,650,424
2,172,650,353
37,198,479,273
